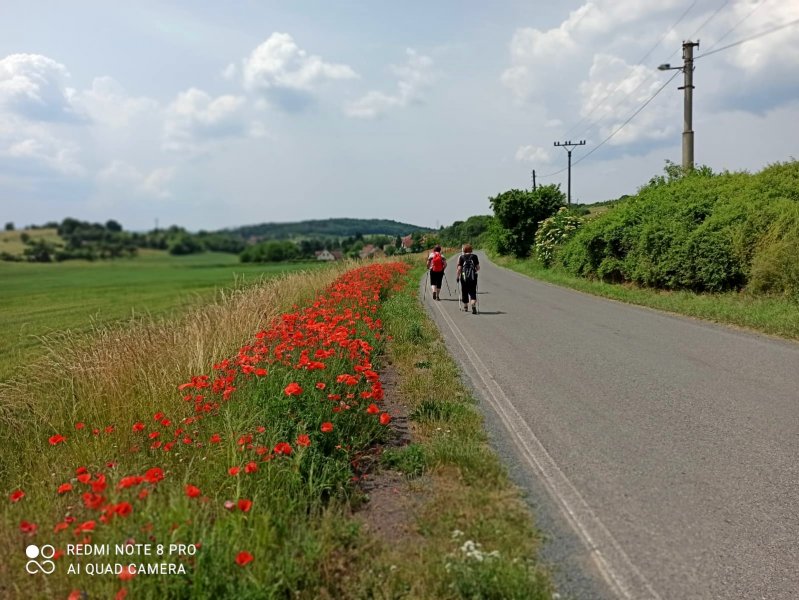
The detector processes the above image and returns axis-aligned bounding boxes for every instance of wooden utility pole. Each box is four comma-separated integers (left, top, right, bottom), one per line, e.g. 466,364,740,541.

531,169,537,191
553,140,586,205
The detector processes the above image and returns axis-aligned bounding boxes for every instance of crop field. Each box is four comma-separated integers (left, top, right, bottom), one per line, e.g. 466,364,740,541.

0,252,326,381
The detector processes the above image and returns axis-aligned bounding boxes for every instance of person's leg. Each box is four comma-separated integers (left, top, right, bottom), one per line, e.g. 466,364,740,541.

461,278,469,310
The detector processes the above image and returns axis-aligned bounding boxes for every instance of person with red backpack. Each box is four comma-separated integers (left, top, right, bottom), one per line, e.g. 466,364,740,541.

426,245,447,300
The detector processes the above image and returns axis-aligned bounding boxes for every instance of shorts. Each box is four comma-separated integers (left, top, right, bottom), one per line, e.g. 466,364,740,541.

430,270,444,287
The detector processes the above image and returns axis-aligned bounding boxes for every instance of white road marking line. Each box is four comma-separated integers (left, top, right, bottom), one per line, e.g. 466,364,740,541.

431,297,662,600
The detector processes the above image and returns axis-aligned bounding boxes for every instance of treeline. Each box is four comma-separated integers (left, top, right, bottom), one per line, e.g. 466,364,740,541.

1,218,247,262
531,160,799,299
241,234,402,263
228,218,427,239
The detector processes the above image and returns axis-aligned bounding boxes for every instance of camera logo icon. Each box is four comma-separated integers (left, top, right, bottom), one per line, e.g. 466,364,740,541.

25,544,56,575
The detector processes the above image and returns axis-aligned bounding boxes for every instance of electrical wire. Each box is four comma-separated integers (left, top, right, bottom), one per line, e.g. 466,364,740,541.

703,0,767,53
561,0,697,138
696,17,799,59
538,70,681,179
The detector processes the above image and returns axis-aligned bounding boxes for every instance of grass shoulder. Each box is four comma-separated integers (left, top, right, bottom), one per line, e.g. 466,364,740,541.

487,250,799,341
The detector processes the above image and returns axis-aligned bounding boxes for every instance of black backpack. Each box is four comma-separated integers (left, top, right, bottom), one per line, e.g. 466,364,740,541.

461,254,477,282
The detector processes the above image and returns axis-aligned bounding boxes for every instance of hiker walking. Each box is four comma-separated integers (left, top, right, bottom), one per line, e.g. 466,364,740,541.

426,245,447,301
457,244,480,314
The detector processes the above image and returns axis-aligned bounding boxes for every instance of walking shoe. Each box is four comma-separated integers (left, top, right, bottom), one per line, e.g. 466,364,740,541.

472,305,477,314
432,291,437,300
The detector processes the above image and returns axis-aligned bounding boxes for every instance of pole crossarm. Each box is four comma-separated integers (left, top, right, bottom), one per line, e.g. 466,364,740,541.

553,140,586,205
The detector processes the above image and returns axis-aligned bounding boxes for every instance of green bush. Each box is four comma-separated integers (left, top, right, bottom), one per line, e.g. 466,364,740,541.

556,160,799,294
534,207,582,266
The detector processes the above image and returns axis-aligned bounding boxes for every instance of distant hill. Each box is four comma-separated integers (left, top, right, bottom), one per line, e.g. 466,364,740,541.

225,218,430,240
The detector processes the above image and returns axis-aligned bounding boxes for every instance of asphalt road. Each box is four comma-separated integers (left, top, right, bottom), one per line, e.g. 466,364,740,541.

424,253,799,600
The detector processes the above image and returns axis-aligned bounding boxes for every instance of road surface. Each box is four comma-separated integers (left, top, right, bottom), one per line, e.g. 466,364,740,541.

424,252,799,600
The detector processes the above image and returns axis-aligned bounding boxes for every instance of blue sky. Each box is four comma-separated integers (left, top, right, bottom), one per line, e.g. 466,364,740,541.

1,0,797,231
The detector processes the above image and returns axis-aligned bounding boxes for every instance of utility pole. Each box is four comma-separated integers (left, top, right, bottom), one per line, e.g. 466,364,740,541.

659,40,699,172
553,140,586,205
531,169,537,191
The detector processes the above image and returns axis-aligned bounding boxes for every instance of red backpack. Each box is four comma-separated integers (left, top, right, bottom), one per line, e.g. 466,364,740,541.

431,251,445,272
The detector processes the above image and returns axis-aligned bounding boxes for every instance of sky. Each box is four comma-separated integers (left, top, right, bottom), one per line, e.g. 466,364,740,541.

1,0,797,231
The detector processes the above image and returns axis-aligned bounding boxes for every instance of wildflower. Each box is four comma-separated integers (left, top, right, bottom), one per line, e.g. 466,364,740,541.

132,422,145,432
321,422,334,433
237,499,253,512
49,434,66,446
115,502,133,517
9,489,25,503
366,403,380,415
57,483,73,494
244,461,259,473
209,433,222,444
315,382,326,390
284,382,303,396
273,443,292,456
118,476,143,489
119,565,136,581
144,468,164,484
235,551,254,566
19,520,37,535
296,434,311,447
228,466,240,476
185,485,201,499
380,413,392,426
75,422,85,430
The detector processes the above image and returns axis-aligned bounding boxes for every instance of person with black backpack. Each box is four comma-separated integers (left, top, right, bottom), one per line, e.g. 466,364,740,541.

457,243,480,314
426,245,447,300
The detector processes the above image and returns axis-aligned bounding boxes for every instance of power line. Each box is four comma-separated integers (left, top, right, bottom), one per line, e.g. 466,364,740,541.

703,0,766,53
696,17,799,59
561,0,697,138
537,72,680,179
571,70,680,169
568,1,730,144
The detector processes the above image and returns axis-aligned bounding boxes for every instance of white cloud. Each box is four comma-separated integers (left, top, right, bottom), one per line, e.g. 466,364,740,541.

97,160,174,199
71,76,157,128
0,53,80,122
5,130,84,175
241,32,357,94
163,87,257,153
515,145,551,164
346,49,434,119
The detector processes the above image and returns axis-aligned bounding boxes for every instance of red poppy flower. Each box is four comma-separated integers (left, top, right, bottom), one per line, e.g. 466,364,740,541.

82,493,105,510
116,588,128,600
244,461,259,473
19,520,37,535
138,489,149,500
49,434,66,446
144,467,164,484
74,520,95,534
119,565,136,581
284,382,303,396
118,475,143,489
9,489,25,503
132,422,144,432
115,502,133,517
315,382,326,390
68,591,81,600
209,433,222,443
366,403,380,415
296,434,311,447
57,483,73,494
380,412,392,426
185,485,201,499
235,551,254,566
237,499,253,512
91,475,107,493
228,466,240,476
320,422,334,433
273,442,292,456
153,412,164,421
254,368,268,376
75,422,85,430
54,522,69,533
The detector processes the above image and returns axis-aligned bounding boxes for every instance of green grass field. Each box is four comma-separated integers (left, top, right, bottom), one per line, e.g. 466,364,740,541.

0,251,325,381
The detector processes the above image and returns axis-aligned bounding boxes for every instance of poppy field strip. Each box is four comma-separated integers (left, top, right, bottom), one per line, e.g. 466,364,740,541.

2,261,411,599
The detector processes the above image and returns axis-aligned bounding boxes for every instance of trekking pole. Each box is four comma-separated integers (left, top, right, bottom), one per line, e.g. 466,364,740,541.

476,279,480,314
423,269,429,301
444,273,452,297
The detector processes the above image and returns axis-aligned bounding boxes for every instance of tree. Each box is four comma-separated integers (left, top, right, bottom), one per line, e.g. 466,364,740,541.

4,222,13,231
489,185,565,257
105,219,123,232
